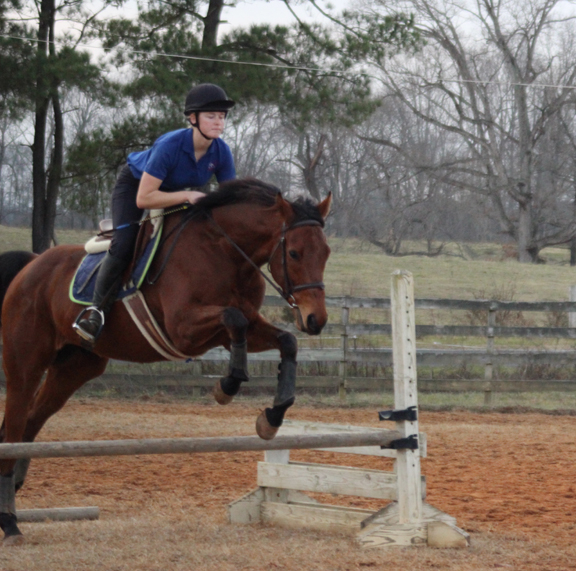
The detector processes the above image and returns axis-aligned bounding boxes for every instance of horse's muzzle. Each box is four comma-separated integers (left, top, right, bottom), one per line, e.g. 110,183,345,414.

305,313,324,336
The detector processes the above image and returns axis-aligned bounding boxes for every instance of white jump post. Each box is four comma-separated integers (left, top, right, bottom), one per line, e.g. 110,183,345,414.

391,269,421,525
357,270,468,548
228,270,469,549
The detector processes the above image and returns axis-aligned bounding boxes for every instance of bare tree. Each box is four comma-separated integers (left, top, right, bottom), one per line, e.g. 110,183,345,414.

358,0,576,261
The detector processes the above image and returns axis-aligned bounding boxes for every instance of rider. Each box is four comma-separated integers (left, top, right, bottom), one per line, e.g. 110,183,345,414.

73,83,236,344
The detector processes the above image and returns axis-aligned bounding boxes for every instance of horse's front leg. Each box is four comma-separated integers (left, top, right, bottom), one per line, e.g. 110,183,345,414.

244,315,298,440
256,330,297,440
213,307,250,405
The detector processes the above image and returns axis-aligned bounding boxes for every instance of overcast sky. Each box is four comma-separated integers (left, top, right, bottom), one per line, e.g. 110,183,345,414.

219,0,351,33
95,0,353,35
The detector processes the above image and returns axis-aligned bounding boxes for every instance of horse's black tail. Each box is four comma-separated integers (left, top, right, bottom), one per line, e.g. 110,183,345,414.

0,250,37,325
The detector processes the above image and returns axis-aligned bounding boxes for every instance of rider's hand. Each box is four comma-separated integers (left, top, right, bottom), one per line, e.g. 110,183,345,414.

186,190,205,204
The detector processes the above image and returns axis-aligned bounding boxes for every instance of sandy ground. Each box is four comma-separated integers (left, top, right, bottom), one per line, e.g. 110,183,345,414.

0,397,574,570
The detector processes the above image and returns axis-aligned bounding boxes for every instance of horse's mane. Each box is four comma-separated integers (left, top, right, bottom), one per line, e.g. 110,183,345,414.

194,178,325,226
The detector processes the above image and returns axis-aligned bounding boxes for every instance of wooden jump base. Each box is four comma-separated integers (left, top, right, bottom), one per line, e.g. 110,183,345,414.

229,271,470,549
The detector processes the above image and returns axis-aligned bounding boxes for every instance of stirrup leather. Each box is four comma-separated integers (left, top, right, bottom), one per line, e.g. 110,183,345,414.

72,306,105,343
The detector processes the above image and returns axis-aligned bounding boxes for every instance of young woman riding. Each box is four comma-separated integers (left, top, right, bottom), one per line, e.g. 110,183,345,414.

73,83,236,343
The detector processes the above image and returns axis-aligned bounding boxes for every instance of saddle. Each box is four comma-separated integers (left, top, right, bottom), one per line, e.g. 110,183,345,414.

69,210,164,305
83,219,115,254
70,210,194,361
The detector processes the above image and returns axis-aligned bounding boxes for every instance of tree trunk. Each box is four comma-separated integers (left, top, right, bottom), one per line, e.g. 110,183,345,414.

299,134,326,201
517,195,536,263
45,89,64,246
202,0,224,49
0,119,6,224
31,0,59,253
32,96,50,253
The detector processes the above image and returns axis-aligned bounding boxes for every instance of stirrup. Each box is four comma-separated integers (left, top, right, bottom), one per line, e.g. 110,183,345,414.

72,306,105,343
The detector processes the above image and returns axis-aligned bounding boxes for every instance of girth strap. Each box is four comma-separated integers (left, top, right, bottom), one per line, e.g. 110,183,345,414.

123,292,192,361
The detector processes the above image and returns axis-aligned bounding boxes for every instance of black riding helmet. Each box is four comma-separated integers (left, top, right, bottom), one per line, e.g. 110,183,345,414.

183,83,235,115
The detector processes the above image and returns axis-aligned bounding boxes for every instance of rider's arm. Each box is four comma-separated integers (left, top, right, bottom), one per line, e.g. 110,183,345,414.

136,173,204,209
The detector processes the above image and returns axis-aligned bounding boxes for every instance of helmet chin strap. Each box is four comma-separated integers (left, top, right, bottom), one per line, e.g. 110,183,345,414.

189,113,214,141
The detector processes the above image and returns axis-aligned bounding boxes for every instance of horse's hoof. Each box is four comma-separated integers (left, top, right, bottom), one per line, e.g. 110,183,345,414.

213,380,233,405
3,533,24,546
256,410,279,440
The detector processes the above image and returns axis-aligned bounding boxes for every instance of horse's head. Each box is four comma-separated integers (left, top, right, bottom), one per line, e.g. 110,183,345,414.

269,192,332,335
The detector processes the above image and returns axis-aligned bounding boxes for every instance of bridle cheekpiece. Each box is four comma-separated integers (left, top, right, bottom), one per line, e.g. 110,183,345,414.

208,215,325,329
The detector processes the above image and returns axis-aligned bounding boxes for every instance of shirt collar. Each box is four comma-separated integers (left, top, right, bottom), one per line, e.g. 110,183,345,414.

184,129,195,158
185,129,217,160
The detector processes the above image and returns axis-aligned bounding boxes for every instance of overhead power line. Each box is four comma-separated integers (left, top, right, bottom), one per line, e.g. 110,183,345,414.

3,33,576,91
0,33,347,75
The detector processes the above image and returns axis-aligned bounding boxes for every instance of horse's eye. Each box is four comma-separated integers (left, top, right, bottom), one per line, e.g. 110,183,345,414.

289,250,299,260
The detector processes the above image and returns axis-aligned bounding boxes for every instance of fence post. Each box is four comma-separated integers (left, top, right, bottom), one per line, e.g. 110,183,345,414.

390,270,422,524
569,286,576,328
339,297,350,402
484,304,496,406
190,360,202,397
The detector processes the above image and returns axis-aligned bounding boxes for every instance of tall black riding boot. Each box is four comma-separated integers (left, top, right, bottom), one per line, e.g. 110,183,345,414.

73,252,127,344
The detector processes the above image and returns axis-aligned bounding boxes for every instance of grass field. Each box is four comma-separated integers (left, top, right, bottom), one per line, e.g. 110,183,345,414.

3,224,576,301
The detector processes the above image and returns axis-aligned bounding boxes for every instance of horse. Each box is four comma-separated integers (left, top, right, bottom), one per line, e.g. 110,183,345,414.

0,178,331,544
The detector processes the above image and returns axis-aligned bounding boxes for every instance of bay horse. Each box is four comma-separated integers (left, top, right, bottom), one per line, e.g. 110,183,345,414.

0,178,331,544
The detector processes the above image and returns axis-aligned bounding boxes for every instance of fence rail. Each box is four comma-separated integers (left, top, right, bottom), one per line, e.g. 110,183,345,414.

2,294,576,395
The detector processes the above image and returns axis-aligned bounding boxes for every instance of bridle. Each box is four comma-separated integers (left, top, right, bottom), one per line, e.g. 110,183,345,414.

266,220,325,308
208,215,325,328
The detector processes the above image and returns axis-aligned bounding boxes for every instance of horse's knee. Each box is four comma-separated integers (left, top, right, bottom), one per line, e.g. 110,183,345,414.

277,331,297,360
222,307,248,337
214,310,251,406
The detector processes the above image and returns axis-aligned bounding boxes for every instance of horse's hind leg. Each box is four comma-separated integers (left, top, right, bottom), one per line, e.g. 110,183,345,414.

0,345,107,544
16,346,108,490
213,307,250,405
0,345,53,544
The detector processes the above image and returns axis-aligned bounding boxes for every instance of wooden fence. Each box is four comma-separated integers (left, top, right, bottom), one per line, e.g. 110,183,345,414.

3,295,576,395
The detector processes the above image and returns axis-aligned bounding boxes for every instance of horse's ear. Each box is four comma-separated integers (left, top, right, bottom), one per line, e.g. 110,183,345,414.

275,192,294,222
317,192,332,220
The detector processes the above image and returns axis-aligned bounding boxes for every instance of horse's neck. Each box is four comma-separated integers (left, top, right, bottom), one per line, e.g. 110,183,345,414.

214,206,283,265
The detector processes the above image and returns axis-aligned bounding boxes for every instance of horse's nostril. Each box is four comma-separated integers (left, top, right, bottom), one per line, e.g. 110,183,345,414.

306,314,321,335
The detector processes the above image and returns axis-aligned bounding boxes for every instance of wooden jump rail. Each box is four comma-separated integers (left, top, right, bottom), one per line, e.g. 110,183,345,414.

3,432,402,527
0,431,403,460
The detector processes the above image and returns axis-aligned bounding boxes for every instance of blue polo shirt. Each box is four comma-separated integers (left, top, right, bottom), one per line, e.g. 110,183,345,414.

126,129,235,190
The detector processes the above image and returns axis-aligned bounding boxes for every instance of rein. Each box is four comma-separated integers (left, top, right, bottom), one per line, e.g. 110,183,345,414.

146,207,204,285
143,207,325,329
207,215,325,327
